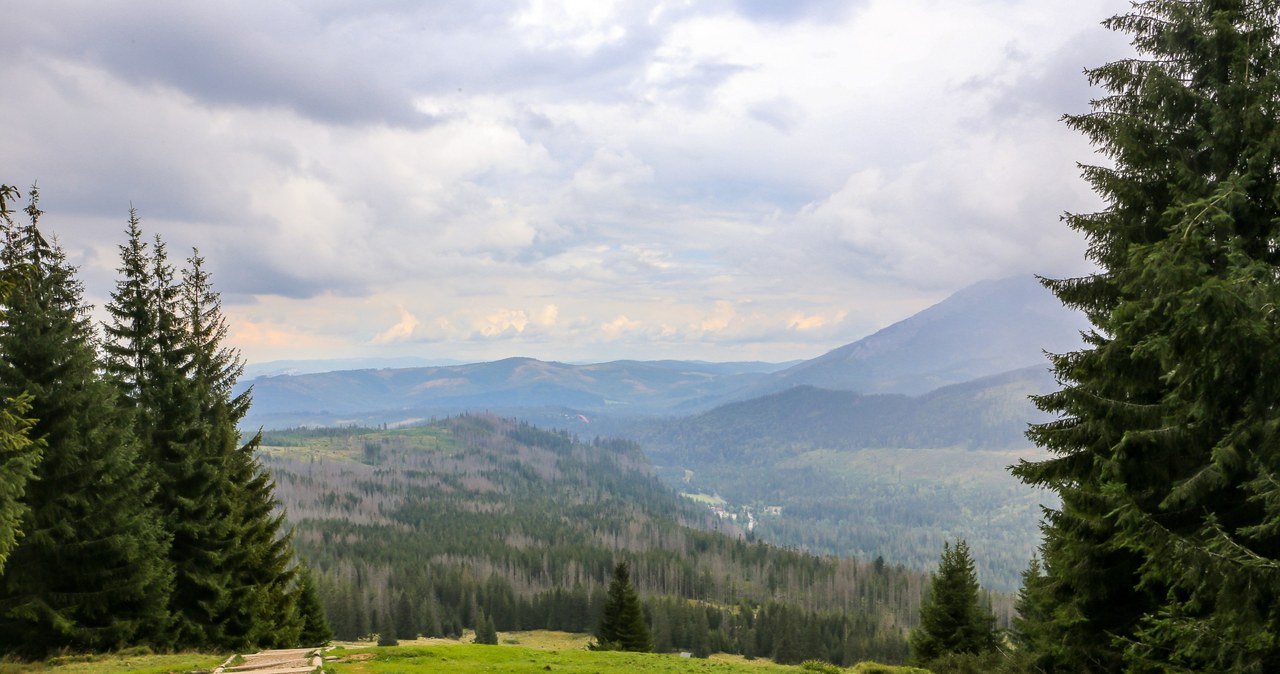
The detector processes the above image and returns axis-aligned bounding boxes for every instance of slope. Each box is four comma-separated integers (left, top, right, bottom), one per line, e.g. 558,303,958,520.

260,415,937,664
623,367,1059,591
764,275,1087,395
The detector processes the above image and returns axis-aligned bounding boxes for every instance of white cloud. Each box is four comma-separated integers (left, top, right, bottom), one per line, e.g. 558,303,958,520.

373,305,421,345
2,0,1133,364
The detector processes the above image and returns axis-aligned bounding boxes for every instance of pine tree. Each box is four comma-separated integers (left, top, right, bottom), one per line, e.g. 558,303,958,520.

104,219,238,649
0,188,172,657
182,250,302,649
474,608,498,645
394,591,416,640
1014,2,1280,671
296,566,333,646
0,391,37,578
1009,557,1060,673
593,562,652,652
908,540,995,666
0,185,40,577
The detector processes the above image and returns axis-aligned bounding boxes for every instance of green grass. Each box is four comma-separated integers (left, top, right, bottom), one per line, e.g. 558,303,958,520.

323,643,931,673
0,651,224,674
680,492,726,506
0,637,931,674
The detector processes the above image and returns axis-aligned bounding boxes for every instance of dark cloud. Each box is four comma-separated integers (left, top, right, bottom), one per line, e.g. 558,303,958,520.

212,245,371,301
6,1,526,127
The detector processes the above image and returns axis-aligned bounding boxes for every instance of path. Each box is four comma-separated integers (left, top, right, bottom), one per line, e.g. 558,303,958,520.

212,647,325,674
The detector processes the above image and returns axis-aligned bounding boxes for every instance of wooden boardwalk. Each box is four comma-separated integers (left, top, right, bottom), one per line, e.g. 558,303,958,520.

213,647,324,674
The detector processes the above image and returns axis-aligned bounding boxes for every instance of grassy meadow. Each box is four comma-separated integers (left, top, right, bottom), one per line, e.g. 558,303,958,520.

3,632,930,674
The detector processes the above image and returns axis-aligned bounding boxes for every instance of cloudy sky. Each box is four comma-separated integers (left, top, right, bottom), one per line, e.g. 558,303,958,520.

4,0,1132,365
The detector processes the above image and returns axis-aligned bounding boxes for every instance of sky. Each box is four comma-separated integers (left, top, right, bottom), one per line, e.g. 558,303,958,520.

3,0,1133,366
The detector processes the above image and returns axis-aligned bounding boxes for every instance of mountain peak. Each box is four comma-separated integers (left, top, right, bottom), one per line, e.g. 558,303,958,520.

771,275,1088,395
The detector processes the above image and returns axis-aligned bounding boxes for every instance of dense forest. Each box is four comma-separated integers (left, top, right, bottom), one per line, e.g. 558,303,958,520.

615,368,1056,590
261,416,1000,665
0,188,326,659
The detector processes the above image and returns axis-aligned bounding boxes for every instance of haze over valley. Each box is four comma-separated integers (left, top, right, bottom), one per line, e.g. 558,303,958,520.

238,274,1084,591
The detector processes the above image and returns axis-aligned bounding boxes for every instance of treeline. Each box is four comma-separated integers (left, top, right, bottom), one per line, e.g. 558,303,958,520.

261,416,925,664
0,187,327,659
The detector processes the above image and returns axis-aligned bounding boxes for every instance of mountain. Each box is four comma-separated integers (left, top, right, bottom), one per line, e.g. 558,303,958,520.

242,356,465,379
238,275,1086,429
239,358,791,429
633,365,1056,459
763,275,1088,395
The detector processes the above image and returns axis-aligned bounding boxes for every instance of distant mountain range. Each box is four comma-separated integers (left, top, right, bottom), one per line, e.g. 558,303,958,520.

239,275,1087,429
240,274,1085,591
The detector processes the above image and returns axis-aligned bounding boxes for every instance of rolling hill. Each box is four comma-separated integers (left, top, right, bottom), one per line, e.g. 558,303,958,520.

239,275,1085,429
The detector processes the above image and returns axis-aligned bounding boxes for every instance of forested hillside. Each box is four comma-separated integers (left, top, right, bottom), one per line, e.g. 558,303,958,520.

261,416,965,665
623,367,1057,591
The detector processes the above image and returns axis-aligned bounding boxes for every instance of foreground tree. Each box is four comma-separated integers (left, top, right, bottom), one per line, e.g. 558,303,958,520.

1015,1,1280,671
0,185,40,577
592,562,651,652
104,215,303,651
0,189,172,657
909,540,995,666
104,217,238,649
180,250,302,650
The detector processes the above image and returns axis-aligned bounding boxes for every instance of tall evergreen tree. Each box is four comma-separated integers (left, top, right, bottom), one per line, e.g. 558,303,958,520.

1015,1,1280,671
908,539,995,666
593,562,652,652
180,250,300,650
104,219,237,649
0,188,172,657
0,185,40,577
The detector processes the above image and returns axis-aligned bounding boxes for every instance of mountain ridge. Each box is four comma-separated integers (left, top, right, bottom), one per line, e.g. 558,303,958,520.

240,275,1084,429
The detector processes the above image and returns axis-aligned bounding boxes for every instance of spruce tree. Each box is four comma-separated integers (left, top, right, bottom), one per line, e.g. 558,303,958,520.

474,608,498,645
1009,557,1060,673
104,219,238,649
593,561,651,652
908,540,995,666
1015,1,1280,671
0,185,40,577
0,188,172,657
296,566,333,646
179,250,301,649
0,391,37,578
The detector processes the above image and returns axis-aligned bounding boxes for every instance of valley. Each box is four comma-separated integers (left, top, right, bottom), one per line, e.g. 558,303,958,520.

243,276,1069,592
261,416,941,665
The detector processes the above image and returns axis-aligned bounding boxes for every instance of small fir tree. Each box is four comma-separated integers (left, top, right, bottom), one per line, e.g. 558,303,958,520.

909,539,995,666
295,566,333,646
474,608,498,645
593,562,652,652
